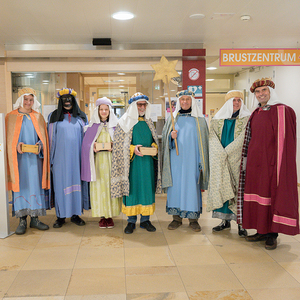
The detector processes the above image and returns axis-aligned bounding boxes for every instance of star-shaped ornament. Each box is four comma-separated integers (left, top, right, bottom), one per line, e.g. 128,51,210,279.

151,55,180,84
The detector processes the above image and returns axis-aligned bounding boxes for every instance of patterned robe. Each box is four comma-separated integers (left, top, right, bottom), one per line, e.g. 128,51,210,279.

207,116,249,218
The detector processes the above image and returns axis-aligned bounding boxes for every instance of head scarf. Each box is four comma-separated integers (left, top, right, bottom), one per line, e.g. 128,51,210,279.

248,84,281,112
173,90,203,118
13,87,41,112
49,88,87,123
118,92,151,133
213,90,251,119
87,97,118,129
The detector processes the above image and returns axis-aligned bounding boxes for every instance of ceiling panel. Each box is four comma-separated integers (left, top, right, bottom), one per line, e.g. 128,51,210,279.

0,0,299,75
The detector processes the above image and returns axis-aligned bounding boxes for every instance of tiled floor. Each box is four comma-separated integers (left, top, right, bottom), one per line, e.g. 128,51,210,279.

1,192,300,300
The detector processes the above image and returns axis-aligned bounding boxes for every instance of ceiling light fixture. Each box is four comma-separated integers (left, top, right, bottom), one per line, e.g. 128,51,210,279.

240,15,251,21
206,67,217,70
117,73,126,75
206,79,215,81
112,11,134,20
189,14,205,19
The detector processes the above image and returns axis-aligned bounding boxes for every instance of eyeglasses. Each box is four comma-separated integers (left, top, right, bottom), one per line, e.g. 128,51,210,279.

136,103,148,107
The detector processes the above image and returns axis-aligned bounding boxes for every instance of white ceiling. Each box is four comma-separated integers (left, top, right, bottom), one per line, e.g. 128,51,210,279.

1,0,299,74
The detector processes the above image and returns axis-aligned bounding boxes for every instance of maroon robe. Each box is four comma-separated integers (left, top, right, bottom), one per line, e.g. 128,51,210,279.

243,104,299,235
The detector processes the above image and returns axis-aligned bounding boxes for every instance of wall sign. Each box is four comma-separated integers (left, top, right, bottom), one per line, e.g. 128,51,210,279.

220,48,300,66
187,85,202,97
188,68,200,80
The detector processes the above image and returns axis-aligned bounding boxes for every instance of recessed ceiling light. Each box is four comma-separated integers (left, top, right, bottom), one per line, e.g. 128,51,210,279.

206,67,217,70
240,15,251,21
117,73,126,75
112,11,134,20
189,14,205,19
206,79,215,81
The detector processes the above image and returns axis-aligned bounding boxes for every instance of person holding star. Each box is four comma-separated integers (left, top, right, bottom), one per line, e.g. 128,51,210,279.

161,90,209,232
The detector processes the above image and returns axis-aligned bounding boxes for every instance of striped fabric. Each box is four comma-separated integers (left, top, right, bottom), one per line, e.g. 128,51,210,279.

236,120,251,224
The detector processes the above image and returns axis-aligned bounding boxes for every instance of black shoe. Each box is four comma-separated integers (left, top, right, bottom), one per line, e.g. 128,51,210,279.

140,220,156,232
16,216,27,235
245,233,267,242
265,236,277,250
71,215,86,226
238,224,247,237
212,220,231,232
30,217,49,230
124,223,136,234
53,218,66,228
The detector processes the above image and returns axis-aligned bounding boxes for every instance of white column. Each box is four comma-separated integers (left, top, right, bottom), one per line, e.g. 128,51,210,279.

0,113,13,238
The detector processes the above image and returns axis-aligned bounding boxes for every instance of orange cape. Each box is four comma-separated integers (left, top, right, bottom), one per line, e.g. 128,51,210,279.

5,109,50,192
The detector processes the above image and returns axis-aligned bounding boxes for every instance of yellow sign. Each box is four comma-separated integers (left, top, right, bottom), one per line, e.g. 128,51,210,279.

220,49,300,66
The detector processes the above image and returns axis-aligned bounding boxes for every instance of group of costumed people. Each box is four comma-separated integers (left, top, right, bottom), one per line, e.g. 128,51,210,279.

5,80,299,250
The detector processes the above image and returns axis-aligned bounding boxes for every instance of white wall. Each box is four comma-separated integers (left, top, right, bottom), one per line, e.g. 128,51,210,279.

234,66,300,181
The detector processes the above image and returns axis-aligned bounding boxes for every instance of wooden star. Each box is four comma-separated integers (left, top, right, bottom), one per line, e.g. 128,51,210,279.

151,55,180,84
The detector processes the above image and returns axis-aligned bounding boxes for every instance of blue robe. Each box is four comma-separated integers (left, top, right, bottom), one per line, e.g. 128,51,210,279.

166,114,202,219
12,115,47,217
48,114,89,218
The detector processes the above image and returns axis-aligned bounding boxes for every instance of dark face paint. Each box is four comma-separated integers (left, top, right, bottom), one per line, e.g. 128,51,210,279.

61,95,73,110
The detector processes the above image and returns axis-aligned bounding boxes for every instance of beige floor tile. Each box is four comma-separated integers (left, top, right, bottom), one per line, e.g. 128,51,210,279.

80,232,124,248
263,242,300,262
0,232,43,251
280,261,300,282
0,270,19,297
74,247,124,268
178,265,243,291
35,230,83,249
169,244,225,265
293,234,300,242
124,246,175,267
248,287,300,300
277,233,299,243
0,246,32,271
66,268,126,295
215,242,274,264
65,295,126,300
229,262,300,289
6,269,72,297
162,229,211,246
127,292,189,299
124,231,168,248
205,230,251,246
22,247,78,270
126,266,185,294
188,289,252,300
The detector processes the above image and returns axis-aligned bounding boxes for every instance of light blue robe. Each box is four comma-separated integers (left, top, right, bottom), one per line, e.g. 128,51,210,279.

48,114,89,218
166,114,202,219
12,115,46,217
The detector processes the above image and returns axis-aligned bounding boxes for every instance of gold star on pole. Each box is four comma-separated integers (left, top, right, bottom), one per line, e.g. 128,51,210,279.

151,55,180,84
